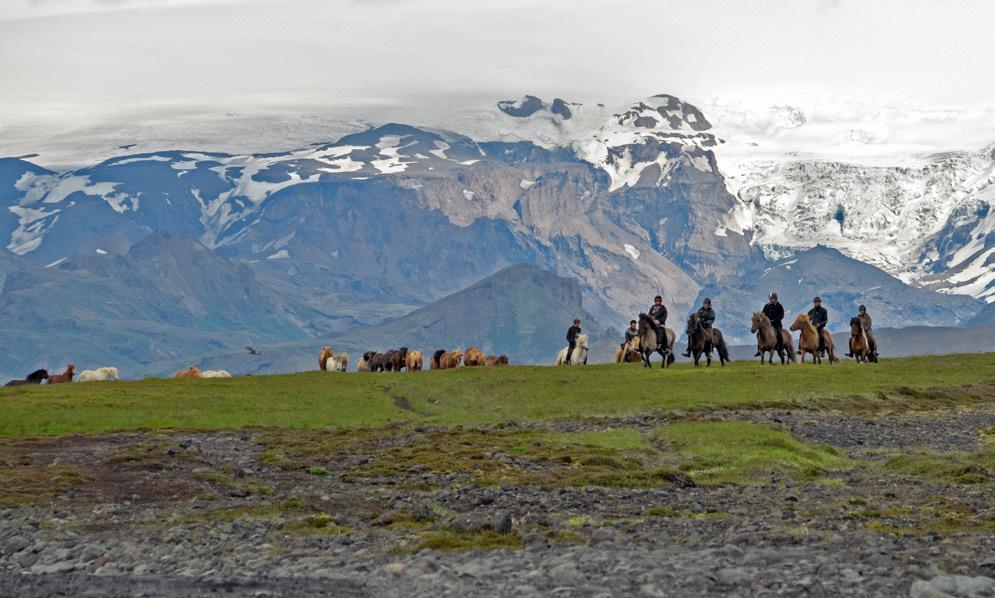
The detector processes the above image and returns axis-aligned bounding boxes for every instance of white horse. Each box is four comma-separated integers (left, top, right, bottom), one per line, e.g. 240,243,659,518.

327,353,349,372
76,367,120,382
556,334,589,366
201,369,233,378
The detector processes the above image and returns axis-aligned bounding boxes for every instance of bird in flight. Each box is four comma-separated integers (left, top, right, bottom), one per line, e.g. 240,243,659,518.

246,346,262,356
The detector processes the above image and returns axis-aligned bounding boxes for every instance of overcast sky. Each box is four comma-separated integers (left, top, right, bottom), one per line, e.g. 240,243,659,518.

1,0,992,109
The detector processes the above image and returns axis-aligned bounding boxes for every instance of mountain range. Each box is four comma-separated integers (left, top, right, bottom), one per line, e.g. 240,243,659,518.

1,93,992,378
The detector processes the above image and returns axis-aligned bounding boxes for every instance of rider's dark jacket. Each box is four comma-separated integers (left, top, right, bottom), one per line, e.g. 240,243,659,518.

762,301,784,328
567,325,581,343
648,304,668,326
808,305,828,328
857,312,872,331
624,327,639,343
697,306,715,328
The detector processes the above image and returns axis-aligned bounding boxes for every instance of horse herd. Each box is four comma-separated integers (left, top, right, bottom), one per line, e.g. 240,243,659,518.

319,346,511,373
3,365,120,387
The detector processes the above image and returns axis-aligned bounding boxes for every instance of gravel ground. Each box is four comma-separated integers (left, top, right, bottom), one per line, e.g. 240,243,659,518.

1,408,994,597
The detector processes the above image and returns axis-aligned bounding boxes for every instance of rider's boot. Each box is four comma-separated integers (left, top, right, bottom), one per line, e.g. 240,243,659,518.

682,342,691,358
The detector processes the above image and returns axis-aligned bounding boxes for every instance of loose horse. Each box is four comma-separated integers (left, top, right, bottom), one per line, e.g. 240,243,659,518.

318,346,334,371
463,348,485,366
370,352,391,372
174,365,202,379
484,355,509,367
613,337,642,364
439,350,463,369
358,351,376,372
406,350,424,371
4,369,49,387
750,313,796,365
47,364,75,384
77,367,120,382
637,313,675,369
848,318,873,363
556,334,589,365
686,313,730,367
387,348,408,372
790,313,838,364
431,350,446,370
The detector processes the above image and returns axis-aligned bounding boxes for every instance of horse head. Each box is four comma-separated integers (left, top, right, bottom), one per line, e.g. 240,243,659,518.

789,313,810,332
686,313,700,336
575,334,589,349
850,317,863,335
750,312,766,334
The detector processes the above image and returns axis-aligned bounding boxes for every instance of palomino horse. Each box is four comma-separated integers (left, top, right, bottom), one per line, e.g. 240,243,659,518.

790,313,838,364
848,317,874,363
750,313,796,365
686,313,730,367
613,337,642,364
637,313,675,369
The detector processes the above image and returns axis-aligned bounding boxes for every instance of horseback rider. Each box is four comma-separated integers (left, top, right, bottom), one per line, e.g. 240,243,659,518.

683,298,715,357
847,305,878,357
648,296,669,353
757,291,785,356
565,319,581,365
808,297,829,356
622,319,638,348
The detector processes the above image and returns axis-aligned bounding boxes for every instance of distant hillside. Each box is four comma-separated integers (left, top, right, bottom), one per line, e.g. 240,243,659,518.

0,233,310,379
188,265,606,375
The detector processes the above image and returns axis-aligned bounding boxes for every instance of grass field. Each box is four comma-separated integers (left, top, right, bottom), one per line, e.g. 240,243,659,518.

1,353,993,437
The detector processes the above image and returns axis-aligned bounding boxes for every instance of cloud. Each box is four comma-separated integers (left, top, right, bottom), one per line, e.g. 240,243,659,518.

0,0,232,20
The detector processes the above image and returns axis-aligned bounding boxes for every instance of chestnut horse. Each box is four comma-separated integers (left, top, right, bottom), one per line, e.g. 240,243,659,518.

848,317,873,363
613,337,642,364
463,348,485,366
637,313,675,369
750,313,796,365
47,364,75,384
790,313,838,364
686,313,730,367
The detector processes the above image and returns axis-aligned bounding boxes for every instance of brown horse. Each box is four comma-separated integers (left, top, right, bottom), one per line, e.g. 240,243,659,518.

613,337,642,364
848,317,873,363
439,350,463,369
47,364,75,384
484,355,509,367
790,313,838,364
463,348,485,366
637,313,675,369
751,313,796,365
174,365,202,379
686,313,730,367
318,346,333,371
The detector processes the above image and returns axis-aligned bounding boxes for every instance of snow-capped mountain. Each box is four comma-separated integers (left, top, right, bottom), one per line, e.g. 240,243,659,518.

0,92,991,375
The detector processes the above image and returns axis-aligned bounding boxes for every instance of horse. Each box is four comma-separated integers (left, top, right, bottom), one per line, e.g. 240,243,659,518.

358,351,376,372
439,350,463,369
328,352,349,372
201,370,233,378
431,350,446,370
463,348,486,366
484,355,509,367
556,334,589,365
751,312,796,365
47,364,75,384
848,317,872,363
4,369,49,387
319,346,334,371
370,352,391,372
686,313,730,367
174,365,202,379
77,367,120,382
388,348,408,371
790,313,838,364
406,350,424,371
613,338,643,364
637,313,675,369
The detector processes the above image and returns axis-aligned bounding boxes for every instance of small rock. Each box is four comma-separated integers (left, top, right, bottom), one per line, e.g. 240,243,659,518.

384,562,405,574
716,567,753,586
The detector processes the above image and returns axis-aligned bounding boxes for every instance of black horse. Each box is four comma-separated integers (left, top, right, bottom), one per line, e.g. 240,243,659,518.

4,369,49,387
686,313,730,367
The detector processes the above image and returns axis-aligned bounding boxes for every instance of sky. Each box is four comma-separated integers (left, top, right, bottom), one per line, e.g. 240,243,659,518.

0,0,992,166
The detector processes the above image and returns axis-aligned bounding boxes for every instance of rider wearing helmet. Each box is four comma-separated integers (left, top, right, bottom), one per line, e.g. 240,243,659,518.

847,304,878,357
683,298,715,357
758,292,785,356
808,297,829,356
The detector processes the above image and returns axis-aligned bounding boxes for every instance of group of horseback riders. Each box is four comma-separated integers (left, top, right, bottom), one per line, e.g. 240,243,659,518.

566,293,879,362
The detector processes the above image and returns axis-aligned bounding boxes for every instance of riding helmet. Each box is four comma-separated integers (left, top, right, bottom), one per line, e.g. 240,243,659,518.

813,296,822,302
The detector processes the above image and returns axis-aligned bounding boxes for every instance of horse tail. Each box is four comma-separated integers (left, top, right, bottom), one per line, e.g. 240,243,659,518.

715,334,730,363
432,349,446,369
784,332,797,364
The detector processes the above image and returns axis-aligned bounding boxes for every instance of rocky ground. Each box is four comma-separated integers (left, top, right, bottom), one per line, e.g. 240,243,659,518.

1,406,994,597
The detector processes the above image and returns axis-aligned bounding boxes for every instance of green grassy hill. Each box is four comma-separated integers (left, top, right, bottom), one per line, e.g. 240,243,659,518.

1,353,993,437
